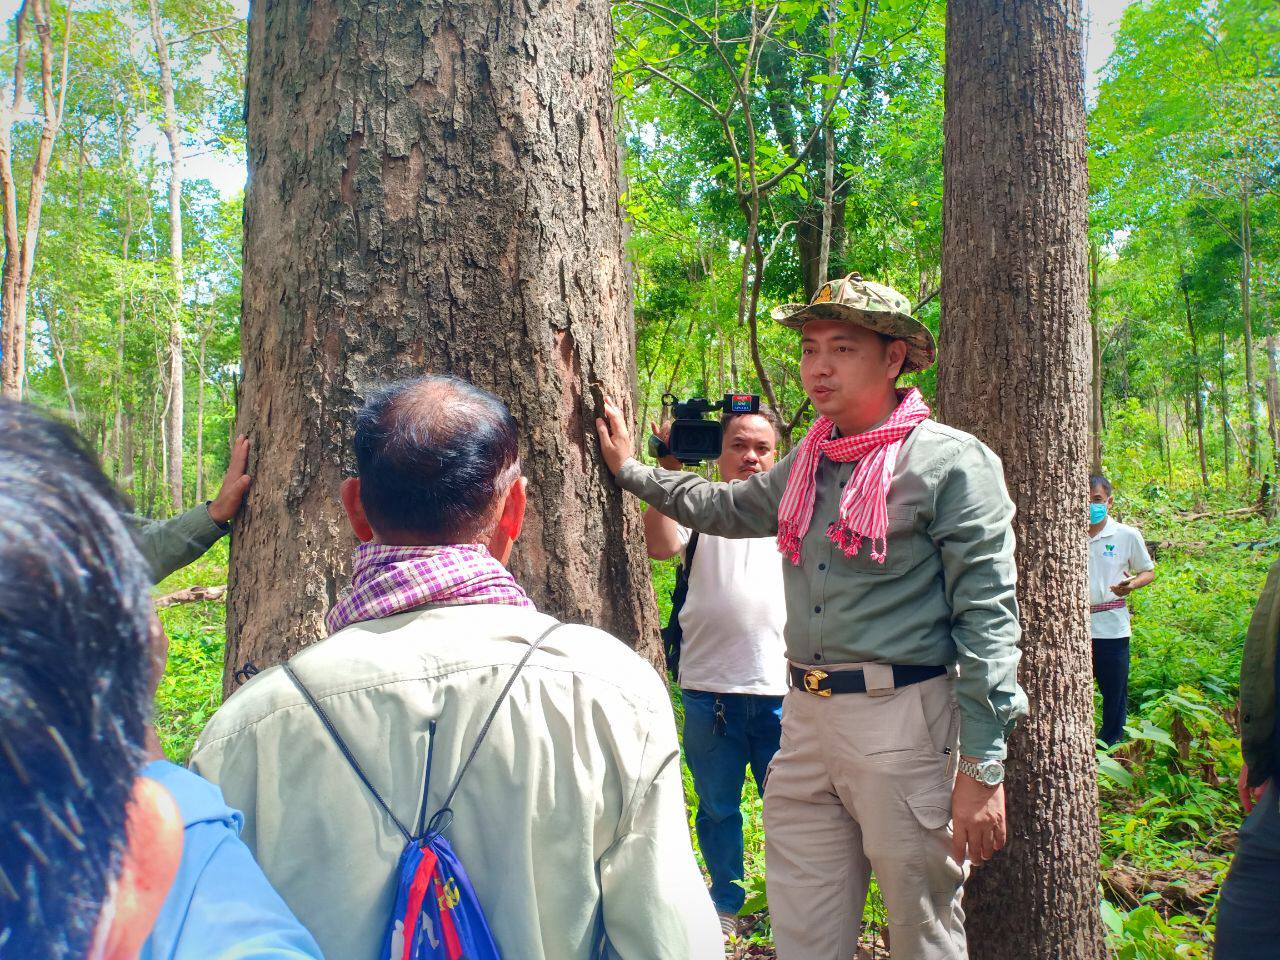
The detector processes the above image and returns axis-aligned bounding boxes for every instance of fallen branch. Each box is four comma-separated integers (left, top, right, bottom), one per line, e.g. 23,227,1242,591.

1176,505,1261,522
155,584,227,607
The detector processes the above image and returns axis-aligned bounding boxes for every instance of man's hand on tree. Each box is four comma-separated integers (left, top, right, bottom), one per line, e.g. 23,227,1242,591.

650,420,683,471
951,770,1007,867
207,434,252,526
595,399,633,476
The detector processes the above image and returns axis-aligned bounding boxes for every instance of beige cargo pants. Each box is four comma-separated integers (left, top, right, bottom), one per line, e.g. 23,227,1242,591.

763,665,967,959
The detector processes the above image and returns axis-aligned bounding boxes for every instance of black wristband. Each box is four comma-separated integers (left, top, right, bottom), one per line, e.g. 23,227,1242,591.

205,500,232,532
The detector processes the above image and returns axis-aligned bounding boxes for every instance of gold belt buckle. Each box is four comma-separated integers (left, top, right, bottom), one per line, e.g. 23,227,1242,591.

802,669,831,697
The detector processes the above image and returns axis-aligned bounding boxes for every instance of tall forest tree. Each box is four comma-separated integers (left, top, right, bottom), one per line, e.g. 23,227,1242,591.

146,0,187,511
0,0,72,398
226,0,657,691
937,0,1102,957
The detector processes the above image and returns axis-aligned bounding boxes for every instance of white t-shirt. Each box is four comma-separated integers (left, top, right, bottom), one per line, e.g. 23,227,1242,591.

674,525,789,696
1088,518,1154,639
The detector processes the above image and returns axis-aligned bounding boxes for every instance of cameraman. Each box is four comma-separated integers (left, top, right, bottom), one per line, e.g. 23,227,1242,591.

645,408,788,939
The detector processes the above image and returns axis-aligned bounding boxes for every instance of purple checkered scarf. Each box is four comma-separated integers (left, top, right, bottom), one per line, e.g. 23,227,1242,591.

325,543,533,635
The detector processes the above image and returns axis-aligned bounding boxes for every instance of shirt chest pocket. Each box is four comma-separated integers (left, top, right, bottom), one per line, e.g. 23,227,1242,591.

839,504,918,576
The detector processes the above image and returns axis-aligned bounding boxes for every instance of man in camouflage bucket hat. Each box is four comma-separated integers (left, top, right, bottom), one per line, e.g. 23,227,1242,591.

770,271,937,374
596,271,1026,959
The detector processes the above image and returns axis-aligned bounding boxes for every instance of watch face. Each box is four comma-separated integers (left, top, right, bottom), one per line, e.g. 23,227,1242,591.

980,763,1004,786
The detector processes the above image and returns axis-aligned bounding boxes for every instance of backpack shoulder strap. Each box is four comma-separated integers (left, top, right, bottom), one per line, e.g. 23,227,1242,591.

282,660,414,843
685,530,700,571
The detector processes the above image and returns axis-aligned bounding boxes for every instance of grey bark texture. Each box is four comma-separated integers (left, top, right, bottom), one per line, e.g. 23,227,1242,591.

226,0,657,695
938,1,1104,957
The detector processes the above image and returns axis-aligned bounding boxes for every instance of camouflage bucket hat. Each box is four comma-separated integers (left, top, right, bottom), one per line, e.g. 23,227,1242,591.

770,271,937,374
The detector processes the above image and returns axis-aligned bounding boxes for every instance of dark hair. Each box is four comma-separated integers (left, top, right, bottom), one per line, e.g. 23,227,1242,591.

0,399,153,958
1090,474,1112,496
353,375,521,542
720,408,782,445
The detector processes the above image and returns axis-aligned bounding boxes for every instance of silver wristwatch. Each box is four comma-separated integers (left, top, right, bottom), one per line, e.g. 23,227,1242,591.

958,757,1005,787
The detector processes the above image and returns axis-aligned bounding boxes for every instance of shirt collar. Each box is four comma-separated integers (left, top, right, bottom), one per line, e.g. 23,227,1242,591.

1090,518,1116,542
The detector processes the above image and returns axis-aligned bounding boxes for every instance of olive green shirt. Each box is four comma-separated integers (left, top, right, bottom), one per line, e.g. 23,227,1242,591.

618,418,1028,760
1240,556,1280,787
132,504,228,583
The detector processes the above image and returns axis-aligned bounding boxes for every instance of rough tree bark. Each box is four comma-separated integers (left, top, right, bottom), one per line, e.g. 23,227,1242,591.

938,1,1103,957
147,0,186,512
226,0,657,694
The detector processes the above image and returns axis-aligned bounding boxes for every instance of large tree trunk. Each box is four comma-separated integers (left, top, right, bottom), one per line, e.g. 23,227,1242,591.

226,0,657,694
938,1,1103,958
148,0,186,513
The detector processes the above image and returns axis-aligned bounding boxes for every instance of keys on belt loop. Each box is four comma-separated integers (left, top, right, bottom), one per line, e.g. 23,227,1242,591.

713,696,728,735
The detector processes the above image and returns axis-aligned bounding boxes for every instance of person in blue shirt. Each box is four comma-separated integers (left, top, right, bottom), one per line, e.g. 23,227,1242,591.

141,514,323,960
0,398,322,960
140,758,324,960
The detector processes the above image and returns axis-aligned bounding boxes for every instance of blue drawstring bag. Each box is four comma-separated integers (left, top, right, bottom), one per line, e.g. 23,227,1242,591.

284,624,562,960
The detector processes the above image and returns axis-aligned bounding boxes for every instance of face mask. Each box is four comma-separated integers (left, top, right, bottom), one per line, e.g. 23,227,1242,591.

1089,503,1108,525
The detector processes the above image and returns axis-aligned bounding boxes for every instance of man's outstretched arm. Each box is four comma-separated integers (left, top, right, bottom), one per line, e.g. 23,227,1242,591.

595,398,790,540
136,434,252,583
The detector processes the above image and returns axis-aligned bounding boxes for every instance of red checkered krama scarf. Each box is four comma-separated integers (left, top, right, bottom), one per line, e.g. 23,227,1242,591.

777,387,930,566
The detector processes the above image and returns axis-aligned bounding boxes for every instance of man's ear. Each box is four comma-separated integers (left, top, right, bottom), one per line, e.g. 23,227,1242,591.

488,476,528,565
96,777,184,960
340,477,375,543
886,339,909,380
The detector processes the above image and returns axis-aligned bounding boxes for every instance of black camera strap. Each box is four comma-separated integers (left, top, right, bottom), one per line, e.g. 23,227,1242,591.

661,531,700,679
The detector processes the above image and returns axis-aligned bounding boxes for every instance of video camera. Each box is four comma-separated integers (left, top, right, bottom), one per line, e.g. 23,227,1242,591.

649,392,762,465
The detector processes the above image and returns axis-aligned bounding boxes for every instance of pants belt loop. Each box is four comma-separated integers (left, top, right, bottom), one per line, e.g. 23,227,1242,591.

862,663,895,698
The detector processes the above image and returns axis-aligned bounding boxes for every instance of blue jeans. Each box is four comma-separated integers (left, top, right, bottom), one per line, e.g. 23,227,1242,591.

1092,636,1130,746
681,689,784,914
1216,782,1280,958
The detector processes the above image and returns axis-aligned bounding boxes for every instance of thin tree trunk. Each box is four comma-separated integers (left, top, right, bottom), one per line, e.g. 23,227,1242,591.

1266,334,1280,483
195,322,208,502
1241,183,1257,478
0,0,73,398
227,0,658,693
148,0,185,512
43,299,78,426
1221,316,1232,482
938,1,1103,956
1181,261,1210,488
120,408,135,495
816,0,837,286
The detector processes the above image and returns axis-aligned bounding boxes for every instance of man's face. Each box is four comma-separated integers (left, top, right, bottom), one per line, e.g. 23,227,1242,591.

716,414,778,481
799,320,901,423
1090,484,1113,510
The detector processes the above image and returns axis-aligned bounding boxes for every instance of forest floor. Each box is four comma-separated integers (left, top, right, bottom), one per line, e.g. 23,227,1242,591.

155,479,1271,959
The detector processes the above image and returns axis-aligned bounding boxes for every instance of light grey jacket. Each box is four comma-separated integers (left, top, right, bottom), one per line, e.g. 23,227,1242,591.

190,603,721,960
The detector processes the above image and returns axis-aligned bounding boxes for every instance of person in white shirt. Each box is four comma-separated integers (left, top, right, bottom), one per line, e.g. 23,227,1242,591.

644,409,788,937
1088,474,1156,746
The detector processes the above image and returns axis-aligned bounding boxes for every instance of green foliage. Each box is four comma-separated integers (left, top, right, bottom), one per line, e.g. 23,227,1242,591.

154,539,229,762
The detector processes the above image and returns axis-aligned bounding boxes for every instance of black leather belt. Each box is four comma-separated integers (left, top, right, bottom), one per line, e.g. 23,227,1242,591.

789,663,947,697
